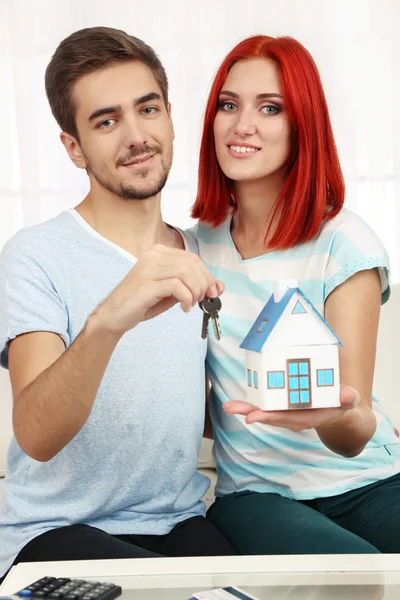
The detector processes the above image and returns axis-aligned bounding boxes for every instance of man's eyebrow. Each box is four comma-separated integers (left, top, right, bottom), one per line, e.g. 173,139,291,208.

134,92,162,106
219,90,283,100
88,105,121,122
88,93,162,122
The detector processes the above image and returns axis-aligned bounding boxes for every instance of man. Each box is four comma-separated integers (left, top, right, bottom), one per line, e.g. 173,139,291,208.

0,26,235,579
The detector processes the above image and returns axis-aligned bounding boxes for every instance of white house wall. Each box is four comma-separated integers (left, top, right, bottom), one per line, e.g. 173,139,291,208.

267,294,338,347
245,351,264,395
245,344,341,411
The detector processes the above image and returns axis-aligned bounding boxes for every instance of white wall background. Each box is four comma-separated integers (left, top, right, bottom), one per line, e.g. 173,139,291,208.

0,0,399,472
1,0,400,263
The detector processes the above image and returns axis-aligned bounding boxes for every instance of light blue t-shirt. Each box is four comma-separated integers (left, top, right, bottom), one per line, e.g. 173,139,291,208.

192,208,400,501
0,209,209,577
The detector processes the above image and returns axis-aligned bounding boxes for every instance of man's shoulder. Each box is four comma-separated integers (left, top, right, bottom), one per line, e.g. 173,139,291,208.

1,212,73,263
179,226,199,254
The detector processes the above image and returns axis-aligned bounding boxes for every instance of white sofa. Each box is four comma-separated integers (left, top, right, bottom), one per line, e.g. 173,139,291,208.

1,284,400,505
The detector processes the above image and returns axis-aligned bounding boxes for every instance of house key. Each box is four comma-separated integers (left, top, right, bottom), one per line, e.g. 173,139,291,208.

199,296,222,340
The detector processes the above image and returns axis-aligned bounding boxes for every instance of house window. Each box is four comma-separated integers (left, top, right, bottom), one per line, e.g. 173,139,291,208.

253,371,259,389
317,369,334,386
287,359,311,406
257,319,268,333
247,369,253,387
292,300,306,314
267,371,285,389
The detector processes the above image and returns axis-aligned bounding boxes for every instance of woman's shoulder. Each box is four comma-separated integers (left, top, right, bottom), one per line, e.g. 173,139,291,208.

322,207,380,240
186,216,230,246
322,208,390,302
316,207,387,260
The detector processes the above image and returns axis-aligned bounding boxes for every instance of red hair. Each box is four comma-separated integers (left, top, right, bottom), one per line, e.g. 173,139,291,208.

191,36,345,249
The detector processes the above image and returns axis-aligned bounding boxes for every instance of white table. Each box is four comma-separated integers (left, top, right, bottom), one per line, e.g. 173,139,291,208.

1,555,400,599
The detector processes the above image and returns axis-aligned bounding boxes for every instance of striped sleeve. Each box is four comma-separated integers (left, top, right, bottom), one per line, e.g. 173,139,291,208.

324,212,390,304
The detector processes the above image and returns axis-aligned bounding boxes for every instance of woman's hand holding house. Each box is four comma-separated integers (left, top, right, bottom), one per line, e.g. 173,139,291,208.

223,384,359,431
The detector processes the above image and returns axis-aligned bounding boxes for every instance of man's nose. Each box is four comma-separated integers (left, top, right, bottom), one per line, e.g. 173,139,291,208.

123,115,148,147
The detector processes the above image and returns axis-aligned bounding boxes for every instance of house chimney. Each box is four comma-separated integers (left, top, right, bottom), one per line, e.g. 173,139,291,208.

273,279,298,302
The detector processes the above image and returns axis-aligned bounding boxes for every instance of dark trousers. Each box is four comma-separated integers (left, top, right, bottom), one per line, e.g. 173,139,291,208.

207,472,400,554
3,515,236,580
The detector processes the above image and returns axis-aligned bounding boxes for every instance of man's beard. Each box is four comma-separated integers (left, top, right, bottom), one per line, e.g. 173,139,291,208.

84,145,172,201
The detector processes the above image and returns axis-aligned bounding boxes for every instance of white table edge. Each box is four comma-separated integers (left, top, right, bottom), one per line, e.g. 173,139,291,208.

2,554,400,595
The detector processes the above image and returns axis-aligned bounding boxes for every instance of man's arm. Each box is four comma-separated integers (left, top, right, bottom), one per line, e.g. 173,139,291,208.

9,245,220,462
10,321,120,462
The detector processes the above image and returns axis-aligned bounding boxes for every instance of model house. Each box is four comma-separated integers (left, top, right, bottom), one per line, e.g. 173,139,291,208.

240,280,343,411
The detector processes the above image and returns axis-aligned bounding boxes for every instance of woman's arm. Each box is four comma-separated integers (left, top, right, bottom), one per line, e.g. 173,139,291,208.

223,268,382,457
315,268,381,456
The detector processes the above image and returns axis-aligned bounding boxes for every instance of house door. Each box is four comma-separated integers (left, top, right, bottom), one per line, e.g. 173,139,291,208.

287,359,312,409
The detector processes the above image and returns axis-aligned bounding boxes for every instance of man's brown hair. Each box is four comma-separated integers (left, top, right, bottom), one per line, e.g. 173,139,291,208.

45,26,169,140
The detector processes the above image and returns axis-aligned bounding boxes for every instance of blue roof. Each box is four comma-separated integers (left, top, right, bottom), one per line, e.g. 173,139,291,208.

239,288,343,352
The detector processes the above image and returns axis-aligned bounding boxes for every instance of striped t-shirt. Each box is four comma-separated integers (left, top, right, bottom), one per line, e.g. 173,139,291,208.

191,208,400,500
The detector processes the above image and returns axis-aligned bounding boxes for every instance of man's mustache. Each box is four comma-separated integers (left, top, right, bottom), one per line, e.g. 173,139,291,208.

116,145,160,167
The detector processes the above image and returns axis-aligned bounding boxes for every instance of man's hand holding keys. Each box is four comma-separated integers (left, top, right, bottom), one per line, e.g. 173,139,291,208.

93,244,224,338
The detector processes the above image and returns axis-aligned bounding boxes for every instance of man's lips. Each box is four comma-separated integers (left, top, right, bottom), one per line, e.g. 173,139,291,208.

121,153,156,167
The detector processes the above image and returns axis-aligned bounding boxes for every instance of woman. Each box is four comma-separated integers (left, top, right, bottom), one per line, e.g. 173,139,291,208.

191,35,400,554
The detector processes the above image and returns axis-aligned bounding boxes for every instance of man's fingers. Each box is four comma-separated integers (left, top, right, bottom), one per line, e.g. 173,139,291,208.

216,281,225,295
144,247,217,303
147,264,207,305
144,296,179,321
151,244,216,284
206,280,225,298
150,278,194,313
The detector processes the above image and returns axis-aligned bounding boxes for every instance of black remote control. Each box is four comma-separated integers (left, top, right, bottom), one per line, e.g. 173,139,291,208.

1,576,122,600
